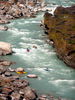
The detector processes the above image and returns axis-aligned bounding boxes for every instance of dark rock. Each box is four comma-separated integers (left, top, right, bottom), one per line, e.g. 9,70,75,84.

6,96,12,100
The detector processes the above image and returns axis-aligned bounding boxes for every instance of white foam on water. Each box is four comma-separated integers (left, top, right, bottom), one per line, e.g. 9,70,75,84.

49,80,75,86
24,20,40,24
8,21,15,26
20,29,29,32
71,87,75,89
13,48,40,65
8,28,25,35
31,21,40,23
19,42,38,49
38,77,42,80
21,37,43,44
35,68,49,75
13,48,26,54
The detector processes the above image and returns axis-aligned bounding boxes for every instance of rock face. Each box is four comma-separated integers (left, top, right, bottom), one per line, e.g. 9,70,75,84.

44,6,75,68
0,42,12,55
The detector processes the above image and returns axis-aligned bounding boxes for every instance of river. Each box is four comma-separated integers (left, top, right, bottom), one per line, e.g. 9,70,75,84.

0,0,75,100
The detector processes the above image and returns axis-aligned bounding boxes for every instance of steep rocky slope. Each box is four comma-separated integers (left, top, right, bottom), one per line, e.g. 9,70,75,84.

44,6,75,68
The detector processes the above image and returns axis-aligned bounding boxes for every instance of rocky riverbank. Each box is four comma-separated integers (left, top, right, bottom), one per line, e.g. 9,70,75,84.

0,0,46,21
0,0,47,31
43,5,75,68
0,65,63,100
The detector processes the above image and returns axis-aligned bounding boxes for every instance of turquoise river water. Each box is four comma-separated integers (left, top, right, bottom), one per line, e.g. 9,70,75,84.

0,0,75,100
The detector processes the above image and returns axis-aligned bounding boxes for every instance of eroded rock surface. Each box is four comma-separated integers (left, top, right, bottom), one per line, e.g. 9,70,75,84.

44,6,75,68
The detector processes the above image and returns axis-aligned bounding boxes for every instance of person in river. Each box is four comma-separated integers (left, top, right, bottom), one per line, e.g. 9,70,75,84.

44,68,49,71
26,48,30,52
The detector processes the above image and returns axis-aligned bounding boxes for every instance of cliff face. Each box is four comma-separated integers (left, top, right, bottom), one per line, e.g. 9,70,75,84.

44,6,75,68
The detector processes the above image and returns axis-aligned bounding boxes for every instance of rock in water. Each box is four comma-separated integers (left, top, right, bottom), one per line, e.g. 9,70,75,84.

16,67,24,72
27,74,38,78
38,94,49,100
0,26,8,31
0,42,12,55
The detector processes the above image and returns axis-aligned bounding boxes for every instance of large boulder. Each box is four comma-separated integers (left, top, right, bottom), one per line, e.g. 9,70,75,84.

23,86,37,100
44,6,75,68
0,42,13,55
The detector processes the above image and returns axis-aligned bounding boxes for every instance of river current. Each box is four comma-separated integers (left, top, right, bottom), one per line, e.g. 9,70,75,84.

0,0,75,100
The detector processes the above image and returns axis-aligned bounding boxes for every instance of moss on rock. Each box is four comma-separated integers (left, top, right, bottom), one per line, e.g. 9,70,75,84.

44,5,75,68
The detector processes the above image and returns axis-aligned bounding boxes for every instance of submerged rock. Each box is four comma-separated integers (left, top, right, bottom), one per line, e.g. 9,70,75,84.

44,5,75,68
0,42,13,55
27,74,38,78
